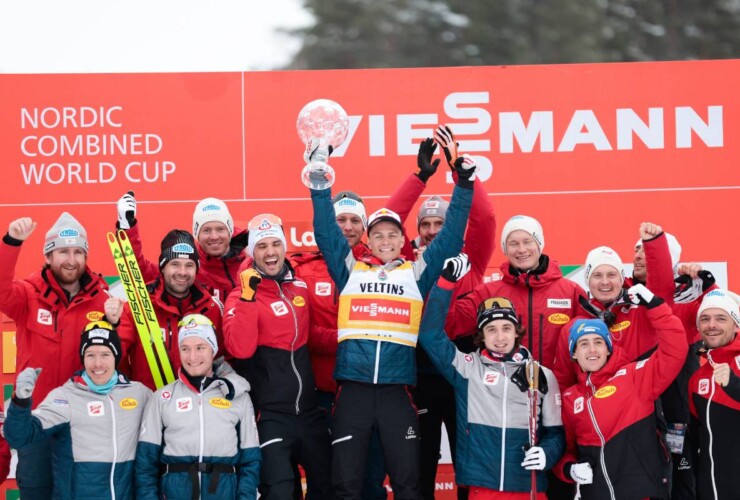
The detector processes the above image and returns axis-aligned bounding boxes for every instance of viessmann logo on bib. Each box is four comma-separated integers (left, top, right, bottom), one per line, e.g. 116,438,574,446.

349,299,411,324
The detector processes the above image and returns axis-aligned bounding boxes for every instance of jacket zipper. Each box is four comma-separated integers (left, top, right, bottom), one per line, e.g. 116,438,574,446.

278,283,303,414
586,374,616,500
198,384,205,496
525,275,534,361
499,364,509,490
222,259,235,290
373,341,382,384
108,395,117,499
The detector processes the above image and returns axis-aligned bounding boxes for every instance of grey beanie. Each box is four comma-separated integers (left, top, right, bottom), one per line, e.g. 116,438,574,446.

417,196,449,229
44,212,88,254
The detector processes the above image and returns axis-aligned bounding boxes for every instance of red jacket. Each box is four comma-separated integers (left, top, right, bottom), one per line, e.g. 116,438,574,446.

556,303,687,499
0,237,110,408
117,278,223,390
450,255,585,366
123,222,247,303
223,259,317,414
689,334,740,500
554,233,676,389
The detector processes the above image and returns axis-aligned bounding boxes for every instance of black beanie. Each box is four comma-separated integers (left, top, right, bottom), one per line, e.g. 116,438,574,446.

80,321,122,366
159,229,199,271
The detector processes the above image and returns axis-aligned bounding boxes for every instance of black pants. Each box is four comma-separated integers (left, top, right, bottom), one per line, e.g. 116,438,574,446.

414,373,468,500
257,407,333,499
332,381,421,499
16,435,54,500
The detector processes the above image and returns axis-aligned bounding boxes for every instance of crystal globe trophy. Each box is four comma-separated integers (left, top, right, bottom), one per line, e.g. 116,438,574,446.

296,99,349,189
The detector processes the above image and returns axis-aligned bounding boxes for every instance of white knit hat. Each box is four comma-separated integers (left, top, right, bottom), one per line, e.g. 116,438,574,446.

247,215,287,257
178,314,218,353
500,215,544,253
192,198,234,239
332,191,367,229
697,289,740,328
635,232,682,275
44,212,88,254
584,246,625,282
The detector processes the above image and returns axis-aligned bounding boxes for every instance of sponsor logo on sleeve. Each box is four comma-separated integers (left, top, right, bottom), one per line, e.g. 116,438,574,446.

271,302,289,316
595,385,617,398
293,280,308,288
87,401,105,417
636,359,648,370
209,397,232,409
161,391,172,400
482,371,500,386
52,398,69,407
176,397,192,412
735,355,740,371
119,398,138,410
547,298,572,309
556,394,562,406
464,354,473,363
37,308,52,325
698,378,710,395
609,368,627,380
315,282,332,296
574,397,584,414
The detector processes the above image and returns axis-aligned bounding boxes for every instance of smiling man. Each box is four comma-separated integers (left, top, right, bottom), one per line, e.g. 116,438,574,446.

688,289,740,500
115,229,224,390
0,213,111,499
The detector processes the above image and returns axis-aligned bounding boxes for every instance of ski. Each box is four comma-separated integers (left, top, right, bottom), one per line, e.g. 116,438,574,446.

527,359,541,500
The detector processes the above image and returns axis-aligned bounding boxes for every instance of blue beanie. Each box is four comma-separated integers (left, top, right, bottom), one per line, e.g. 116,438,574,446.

569,319,613,355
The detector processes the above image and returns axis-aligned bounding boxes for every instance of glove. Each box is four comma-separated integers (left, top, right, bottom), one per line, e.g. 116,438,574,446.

416,138,440,183
15,367,41,400
303,138,333,164
239,268,262,302
116,191,137,229
441,253,470,283
570,462,593,485
521,446,546,471
433,125,458,170
453,154,477,189
674,270,716,304
626,283,663,309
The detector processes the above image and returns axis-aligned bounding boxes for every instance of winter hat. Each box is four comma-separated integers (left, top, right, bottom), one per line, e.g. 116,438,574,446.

697,289,740,328
584,246,625,282
417,196,449,229
367,208,403,234
80,320,122,366
477,297,520,331
178,314,218,353
247,214,287,257
569,318,613,355
192,198,234,239
44,212,88,254
333,191,367,229
635,233,682,276
500,215,545,253
159,230,199,271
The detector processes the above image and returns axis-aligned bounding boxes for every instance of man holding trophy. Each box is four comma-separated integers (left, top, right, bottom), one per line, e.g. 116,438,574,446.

298,99,476,499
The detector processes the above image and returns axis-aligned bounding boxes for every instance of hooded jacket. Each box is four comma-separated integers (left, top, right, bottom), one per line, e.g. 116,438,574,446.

689,334,740,500
555,303,687,500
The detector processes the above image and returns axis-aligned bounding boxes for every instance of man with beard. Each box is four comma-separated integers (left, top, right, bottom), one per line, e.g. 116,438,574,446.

113,229,224,390
0,213,110,499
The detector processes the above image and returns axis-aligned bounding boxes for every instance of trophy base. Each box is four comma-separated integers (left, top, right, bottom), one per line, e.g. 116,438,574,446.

301,163,335,190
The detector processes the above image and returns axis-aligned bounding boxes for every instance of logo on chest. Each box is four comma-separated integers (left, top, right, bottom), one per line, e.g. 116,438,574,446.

698,378,710,395
176,397,192,412
271,301,289,316
482,370,500,386
315,282,332,296
595,385,617,398
37,308,52,326
349,299,411,324
87,401,105,417
574,397,584,414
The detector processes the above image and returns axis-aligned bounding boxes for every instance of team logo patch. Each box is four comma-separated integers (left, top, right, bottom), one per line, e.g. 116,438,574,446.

547,298,571,309
349,299,411,324
53,398,69,407
271,302,289,316
87,401,105,417
86,311,105,321
315,282,332,296
595,385,617,398
59,228,79,237
609,321,631,333
378,268,388,282
574,397,584,414
405,426,417,440
161,391,172,400
698,379,710,395
464,354,473,363
120,398,138,410
548,313,570,325
210,397,232,409
37,308,52,326
176,397,192,412
293,296,306,307
610,368,627,380
636,359,648,370
482,371,500,386
293,280,307,288
172,243,194,254
735,355,740,371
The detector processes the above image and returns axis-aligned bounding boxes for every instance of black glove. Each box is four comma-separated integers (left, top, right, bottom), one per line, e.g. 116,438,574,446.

416,138,440,183
674,270,716,304
627,284,664,309
510,362,549,394
440,253,470,283
433,125,458,170
453,155,477,189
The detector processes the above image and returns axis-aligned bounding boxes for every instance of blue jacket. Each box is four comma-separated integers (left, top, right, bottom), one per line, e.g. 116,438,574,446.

419,280,565,492
310,184,472,385
5,372,151,500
